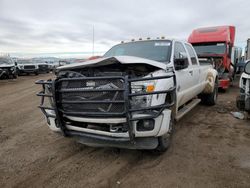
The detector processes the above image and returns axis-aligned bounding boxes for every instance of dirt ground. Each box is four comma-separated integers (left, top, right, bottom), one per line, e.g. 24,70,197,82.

0,74,250,188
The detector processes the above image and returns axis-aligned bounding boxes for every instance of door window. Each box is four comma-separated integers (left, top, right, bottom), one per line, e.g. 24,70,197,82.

185,44,198,65
174,42,189,69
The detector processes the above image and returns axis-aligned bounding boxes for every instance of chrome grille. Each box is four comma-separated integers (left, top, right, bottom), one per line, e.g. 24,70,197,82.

58,78,125,114
24,65,35,69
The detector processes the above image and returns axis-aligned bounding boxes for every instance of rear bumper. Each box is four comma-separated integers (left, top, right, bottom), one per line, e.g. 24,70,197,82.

219,79,230,89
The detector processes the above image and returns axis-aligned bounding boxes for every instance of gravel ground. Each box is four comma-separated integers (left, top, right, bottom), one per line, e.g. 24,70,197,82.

0,74,250,188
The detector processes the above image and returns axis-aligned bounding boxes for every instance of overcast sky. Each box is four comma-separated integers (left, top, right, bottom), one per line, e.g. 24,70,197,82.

0,0,249,57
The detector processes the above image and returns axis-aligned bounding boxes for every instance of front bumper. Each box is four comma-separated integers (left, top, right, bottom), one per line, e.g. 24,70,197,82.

19,69,38,74
36,74,176,148
38,66,50,73
219,79,230,89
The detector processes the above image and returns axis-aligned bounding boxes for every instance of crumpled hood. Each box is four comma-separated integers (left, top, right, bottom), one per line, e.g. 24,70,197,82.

0,64,14,68
17,64,36,66
57,56,167,70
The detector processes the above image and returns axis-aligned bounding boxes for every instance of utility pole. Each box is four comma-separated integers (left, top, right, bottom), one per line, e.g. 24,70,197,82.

92,25,95,56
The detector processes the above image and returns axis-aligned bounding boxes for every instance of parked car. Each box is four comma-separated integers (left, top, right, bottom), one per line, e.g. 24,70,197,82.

236,60,250,118
58,60,71,67
36,39,218,152
16,59,39,75
0,56,17,79
46,61,58,72
36,61,50,73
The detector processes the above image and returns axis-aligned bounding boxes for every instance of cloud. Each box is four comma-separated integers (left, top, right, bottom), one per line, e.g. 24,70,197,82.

0,0,249,56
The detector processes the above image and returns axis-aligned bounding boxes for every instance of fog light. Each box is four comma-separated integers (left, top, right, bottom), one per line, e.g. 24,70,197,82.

136,119,155,131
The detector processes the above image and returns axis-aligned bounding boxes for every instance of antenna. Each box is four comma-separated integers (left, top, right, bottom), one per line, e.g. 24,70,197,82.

92,25,95,56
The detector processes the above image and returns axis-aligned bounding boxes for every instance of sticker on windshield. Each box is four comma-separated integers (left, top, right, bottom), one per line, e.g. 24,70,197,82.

154,42,171,46
217,43,224,46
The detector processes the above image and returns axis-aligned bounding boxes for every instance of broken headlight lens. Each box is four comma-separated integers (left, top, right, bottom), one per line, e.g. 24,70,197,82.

130,81,156,109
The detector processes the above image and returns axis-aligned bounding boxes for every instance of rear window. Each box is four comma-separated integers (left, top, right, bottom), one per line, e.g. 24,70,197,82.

185,44,198,65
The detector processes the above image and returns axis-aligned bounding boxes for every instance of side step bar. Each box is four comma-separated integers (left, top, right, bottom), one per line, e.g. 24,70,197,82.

175,99,201,121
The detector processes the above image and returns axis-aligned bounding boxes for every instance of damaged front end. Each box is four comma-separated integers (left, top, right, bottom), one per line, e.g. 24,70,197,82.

36,57,176,149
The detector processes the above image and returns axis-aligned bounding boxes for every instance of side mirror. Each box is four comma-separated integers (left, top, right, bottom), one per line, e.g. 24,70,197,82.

244,61,250,75
174,58,189,70
15,62,17,66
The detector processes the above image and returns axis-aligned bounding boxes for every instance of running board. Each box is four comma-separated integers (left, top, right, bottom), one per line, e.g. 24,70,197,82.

175,99,201,121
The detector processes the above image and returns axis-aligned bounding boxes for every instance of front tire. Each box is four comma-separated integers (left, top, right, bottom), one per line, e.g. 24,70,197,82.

200,78,218,106
154,118,174,153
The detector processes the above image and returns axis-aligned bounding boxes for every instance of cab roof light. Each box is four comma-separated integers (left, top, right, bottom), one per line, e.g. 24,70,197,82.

139,38,142,40
161,36,165,39
131,39,135,42
121,41,124,43
147,37,151,40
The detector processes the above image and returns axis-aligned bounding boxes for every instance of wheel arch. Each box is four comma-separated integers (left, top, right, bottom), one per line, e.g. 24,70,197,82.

202,68,218,94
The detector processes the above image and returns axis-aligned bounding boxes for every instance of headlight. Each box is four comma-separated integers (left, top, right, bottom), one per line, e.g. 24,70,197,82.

18,65,24,69
130,81,156,109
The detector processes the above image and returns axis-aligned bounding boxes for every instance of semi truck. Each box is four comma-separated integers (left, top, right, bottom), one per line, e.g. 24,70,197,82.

188,26,236,90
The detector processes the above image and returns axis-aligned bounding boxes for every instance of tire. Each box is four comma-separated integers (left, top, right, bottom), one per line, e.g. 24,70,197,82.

154,117,174,153
200,78,218,106
13,74,17,79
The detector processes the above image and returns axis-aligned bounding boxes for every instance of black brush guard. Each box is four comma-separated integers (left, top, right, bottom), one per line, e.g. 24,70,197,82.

36,73,176,142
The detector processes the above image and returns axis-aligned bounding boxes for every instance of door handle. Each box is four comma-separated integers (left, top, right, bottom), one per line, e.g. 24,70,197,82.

189,70,193,75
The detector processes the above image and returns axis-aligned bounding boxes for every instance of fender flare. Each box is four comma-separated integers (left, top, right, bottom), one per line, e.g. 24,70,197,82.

202,68,218,94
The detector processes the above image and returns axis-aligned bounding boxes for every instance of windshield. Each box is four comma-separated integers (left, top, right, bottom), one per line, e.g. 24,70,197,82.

103,40,172,62
0,58,12,65
192,42,226,55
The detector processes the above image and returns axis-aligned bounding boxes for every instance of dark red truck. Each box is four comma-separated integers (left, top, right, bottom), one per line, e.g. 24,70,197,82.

188,26,236,90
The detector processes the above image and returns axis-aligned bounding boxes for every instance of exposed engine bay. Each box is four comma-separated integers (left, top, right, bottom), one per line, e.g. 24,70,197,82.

57,62,160,79
199,57,226,78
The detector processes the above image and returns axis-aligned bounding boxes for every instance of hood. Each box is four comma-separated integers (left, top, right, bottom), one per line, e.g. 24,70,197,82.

18,63,35,66
57,56,167,70
0,64,14,68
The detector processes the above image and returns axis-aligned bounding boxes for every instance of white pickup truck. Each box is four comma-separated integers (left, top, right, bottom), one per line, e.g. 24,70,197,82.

36,39,218,152
236,60,250,118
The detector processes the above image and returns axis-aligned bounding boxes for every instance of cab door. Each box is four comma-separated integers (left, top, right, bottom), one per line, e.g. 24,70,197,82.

184,43,202,95
173,42,194,107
